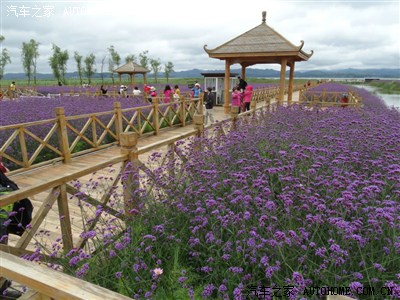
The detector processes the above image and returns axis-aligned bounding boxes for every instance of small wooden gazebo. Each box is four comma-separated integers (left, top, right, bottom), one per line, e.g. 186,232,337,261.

113,62,150,85
204,11,313,113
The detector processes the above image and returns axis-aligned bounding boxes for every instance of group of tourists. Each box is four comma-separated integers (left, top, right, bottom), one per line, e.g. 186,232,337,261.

231,76,253,114
143,84,181,103
202,76,254,125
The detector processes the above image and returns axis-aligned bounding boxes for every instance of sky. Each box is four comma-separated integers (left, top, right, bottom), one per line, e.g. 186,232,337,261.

0,0,399,75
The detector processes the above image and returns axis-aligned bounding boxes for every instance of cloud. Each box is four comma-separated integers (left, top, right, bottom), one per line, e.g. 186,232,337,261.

1,0,399,75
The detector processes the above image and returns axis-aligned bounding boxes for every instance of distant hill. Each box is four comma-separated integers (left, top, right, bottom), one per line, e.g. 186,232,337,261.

3,68,399,80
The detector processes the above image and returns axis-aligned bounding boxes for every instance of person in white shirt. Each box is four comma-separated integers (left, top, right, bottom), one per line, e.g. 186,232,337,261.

132,86,142,96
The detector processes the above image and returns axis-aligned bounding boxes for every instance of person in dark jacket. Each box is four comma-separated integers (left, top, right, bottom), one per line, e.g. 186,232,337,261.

0,167,24,298
204,87,215,125
237,76,247,92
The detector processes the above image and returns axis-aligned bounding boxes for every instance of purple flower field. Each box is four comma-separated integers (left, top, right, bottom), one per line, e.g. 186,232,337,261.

0,95,147,126
43,84,400,299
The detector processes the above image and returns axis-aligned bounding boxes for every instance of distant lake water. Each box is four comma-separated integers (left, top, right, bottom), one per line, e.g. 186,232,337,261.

352,84,400,109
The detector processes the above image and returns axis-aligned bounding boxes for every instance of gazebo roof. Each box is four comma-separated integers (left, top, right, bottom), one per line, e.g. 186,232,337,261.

113,62,149,74
204,12,313,66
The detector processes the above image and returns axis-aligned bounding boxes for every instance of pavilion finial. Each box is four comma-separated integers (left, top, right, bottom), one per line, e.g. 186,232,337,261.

262,11,266,23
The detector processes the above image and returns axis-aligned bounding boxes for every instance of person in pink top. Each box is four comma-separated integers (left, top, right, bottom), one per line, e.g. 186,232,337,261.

231,86,242,113
243,85,253,112
163,85,173,103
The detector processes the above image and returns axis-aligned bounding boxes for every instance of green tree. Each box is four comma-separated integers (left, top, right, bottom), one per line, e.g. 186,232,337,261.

49,44,69,84
164,61,174,83
83,53,96,84
150,58,162,83
108,45,120,85
0,35,11,81
139,50,149,70
74,51,83,84
21,39,39,85
125,54,136,64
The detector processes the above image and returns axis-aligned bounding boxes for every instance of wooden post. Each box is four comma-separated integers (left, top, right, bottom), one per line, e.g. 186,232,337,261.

279,58,287,105
250,99,256,116
193,93,204,136
114,102,123,143
299,89,303,104
230,106,239,131
19,128,29,168
266,96,271,112
120,132,140,216
55,107,71,163
313,94,318,107
180,96,186,127
153,98,160,135
288,62,295,105
224,60,231,114
57,184,73,252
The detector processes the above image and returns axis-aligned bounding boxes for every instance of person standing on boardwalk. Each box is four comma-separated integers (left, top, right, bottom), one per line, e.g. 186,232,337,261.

243,85,253,112
204,87,215,125
148,86,157,103
237,76,247,92
173,85,181,100
163,85,173,103
231,86,242,113
191,83,202,98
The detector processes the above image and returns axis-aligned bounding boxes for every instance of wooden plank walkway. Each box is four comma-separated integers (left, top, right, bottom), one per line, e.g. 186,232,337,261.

1,106,232,250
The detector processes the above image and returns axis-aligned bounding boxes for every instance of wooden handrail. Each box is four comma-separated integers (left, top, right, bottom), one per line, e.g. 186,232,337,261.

0,251,132,300
0,88,277,174
0,96,200,173
298,90,362,107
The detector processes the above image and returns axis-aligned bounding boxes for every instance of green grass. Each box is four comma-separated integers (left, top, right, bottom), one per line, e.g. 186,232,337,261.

368,80,400,94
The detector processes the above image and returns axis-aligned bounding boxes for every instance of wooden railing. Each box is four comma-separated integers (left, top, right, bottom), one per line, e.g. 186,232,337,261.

298,89,362,107
0,251,132,300
1,86,287,174
0,95,278,298
0,96,202,174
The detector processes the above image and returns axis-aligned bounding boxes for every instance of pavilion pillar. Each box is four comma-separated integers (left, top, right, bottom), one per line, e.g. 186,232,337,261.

143,74,147,85
288,62,295,105
118,74,122,85
130,74,134,85
279,58,287,105
241,64,246,79
224,60,231,114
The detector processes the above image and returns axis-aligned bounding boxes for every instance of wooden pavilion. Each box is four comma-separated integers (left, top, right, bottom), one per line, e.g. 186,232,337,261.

204,11,313,113
113,61,150,85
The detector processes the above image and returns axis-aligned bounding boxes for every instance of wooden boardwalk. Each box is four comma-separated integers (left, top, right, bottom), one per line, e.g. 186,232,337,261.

2,105,234,252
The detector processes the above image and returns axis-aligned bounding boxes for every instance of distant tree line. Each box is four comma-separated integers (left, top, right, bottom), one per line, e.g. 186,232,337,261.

0,36,175,85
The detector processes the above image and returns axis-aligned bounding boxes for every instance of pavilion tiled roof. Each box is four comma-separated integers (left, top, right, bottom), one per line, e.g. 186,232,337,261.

204,12,313,64
114,62,149,74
